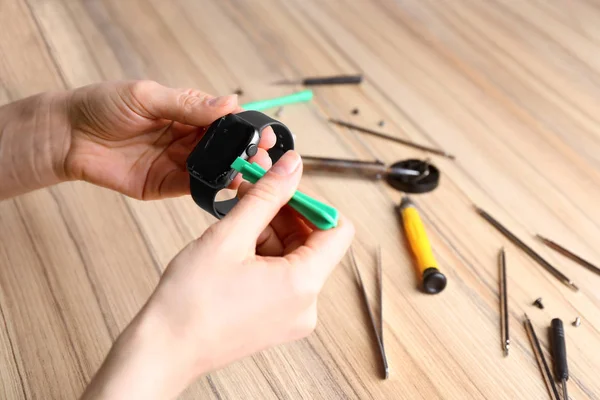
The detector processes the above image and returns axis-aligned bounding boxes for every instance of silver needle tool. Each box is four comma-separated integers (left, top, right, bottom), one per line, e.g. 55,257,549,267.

499,248,510,357
474,207,578,292
350,246,388,379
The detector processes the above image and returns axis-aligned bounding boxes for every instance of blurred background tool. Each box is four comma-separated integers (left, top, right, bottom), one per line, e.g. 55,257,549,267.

301,155,440,194
349,247,389,379
302,155,420,178
550,318,569,400
241,90,313,111
328,119,455,159
273,74,363,86
524,314,561,400
398,197,447,294
536,234,600,277
474,207,579,292
499,248,510,357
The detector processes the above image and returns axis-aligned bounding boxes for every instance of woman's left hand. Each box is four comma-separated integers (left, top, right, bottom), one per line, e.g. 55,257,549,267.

65,80,275,199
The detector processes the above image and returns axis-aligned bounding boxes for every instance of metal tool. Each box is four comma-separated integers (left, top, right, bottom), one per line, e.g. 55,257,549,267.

398,197,447,294
301,155,440,194
550,318,569,400
499,248,510,357
524,314,561,400
302,155,420,178
536,234,600,277
328,119,455,159
376,245,385,377
572,317,581,327
474,207,578,292
349,247,388,379
273,74,363,86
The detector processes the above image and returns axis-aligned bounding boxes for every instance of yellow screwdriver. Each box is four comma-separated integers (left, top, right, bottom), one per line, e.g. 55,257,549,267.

398,196,447,294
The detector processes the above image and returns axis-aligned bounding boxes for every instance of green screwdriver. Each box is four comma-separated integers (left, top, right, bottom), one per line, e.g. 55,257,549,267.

231,157,339,230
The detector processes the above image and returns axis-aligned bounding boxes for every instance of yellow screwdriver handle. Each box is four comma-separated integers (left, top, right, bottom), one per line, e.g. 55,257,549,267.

401,206,438,272
399,197,447,294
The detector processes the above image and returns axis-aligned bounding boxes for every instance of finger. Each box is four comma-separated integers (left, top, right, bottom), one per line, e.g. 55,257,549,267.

129,81,238,126
255,226,284,257
237,182,311,255
150,169,190,199
259,126,276,149
285,215,355,288
235,182,283,256
267,206,312,254
228,148,272,190
218,151,302,245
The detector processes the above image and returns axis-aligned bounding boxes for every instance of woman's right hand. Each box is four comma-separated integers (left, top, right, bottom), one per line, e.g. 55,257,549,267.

80,150,355,400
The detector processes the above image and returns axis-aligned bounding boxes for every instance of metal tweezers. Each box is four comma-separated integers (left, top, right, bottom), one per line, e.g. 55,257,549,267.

349,246,389,379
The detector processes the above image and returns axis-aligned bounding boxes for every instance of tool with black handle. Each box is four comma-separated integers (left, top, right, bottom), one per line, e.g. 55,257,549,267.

273,74,363,86
551,318,569,400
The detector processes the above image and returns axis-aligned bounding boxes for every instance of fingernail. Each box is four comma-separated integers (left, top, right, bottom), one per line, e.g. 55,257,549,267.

208,95,235,107
270,151,301,176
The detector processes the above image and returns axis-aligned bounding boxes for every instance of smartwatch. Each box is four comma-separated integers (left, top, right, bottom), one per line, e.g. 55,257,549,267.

186,110,295,219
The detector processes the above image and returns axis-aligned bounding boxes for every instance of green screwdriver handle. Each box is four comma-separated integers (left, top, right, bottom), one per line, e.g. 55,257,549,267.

241,90,313,111
231,157,339,230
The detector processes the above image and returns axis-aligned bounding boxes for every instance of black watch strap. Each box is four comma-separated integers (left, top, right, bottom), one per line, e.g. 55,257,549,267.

190,111,294,219
237,111,295,162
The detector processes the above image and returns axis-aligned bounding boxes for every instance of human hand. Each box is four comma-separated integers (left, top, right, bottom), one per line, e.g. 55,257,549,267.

65,80,275,199
80,151,354,400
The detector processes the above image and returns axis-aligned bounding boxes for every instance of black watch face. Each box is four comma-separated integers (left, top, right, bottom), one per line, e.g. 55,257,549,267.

186,114,257,188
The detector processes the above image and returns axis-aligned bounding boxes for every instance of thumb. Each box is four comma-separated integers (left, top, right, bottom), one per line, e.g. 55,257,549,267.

128,80,238,126
219,151,303,244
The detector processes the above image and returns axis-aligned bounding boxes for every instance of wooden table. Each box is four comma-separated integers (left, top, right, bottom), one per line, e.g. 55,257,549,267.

1,1,599,399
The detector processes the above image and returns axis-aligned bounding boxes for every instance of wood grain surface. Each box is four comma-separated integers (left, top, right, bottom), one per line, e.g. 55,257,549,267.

1,0,600,399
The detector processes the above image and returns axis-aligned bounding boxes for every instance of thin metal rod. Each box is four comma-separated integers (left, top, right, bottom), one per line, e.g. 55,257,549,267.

562,379,568,400
301,155,420,179
499,248,510,357
536,234,600,277
474,207,578,292
329,119,455,160
524,314,561,400
376,245,387,378
349,247,389,379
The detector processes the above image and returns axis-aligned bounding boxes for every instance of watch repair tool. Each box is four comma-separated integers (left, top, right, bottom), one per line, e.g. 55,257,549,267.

524,314,561,400
241,90,313,111
273,74,363,86
499,248,510,357
550,318,569,400
328,119,455,160
376,245,385,376
398,196,447,294
474,207,578,292
301,155,440,194
231,158,339,230
349,247,389,379
187,111,295,219
536,234,600,277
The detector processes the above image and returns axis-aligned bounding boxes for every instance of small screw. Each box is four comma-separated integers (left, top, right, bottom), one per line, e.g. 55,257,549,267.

572,317,581,327
233,88,244,96
351,108,360,115
275,106,284,118
378,120,385,127
533,298,544,309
